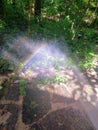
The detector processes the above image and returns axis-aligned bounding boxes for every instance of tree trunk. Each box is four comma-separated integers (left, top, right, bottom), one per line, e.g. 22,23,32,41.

12,0,16,8
28,0,32,37
0,0,3,17
34,0,41,22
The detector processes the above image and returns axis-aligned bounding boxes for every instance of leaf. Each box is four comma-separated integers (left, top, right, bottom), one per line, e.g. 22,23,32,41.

89,52,95,56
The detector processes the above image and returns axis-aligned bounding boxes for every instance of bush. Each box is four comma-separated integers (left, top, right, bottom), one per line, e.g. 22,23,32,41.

0,57,11,73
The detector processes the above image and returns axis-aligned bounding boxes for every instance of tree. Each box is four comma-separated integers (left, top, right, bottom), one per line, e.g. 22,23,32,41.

0,0,3,17
34,0,41,22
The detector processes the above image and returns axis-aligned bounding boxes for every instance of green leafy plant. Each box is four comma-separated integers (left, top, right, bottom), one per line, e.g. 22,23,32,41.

43,78,51,85
53,73,66,84
19,79,27,95
0,57,13,73
19,79,27,87
19,87,26,95
0,78,9,99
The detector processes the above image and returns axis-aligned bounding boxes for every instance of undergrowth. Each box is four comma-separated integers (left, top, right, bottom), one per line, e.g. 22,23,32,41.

0,57,15,73
0,16,97,72
19,79,27,95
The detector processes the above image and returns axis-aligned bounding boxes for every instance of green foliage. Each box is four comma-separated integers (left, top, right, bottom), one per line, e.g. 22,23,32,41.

19,86,26,95
0,20,5,31
9,74,18,80
33,73,66,87
19,79,27,87
53,73,66,84
3,0,28,29
42,78,51,85
1,0,97,71
3,27,19,42
19,79,27,95
0,78,9,99
0,57,14,73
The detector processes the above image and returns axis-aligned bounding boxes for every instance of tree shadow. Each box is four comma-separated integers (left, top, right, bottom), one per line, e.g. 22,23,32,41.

71,67,98,130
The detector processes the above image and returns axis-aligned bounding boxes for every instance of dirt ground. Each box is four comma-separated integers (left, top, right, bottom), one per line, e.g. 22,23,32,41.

0,67,96,130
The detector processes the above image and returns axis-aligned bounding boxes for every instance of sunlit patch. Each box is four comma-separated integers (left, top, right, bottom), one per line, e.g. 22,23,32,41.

91,79,96,83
